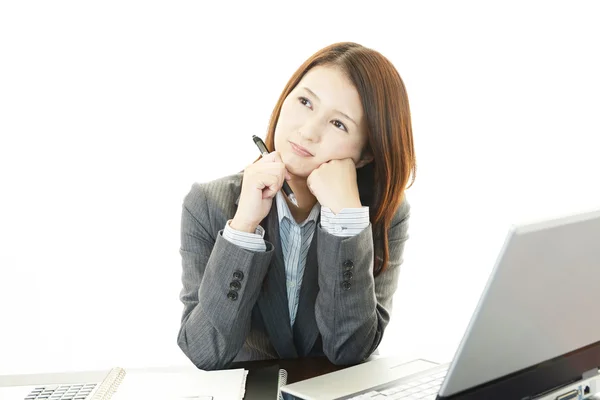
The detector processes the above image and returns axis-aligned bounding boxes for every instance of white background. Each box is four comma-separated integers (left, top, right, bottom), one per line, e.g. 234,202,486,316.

1,1,599,375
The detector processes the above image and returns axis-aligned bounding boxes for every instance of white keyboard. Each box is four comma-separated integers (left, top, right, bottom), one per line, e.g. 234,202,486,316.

25,383,98,400
347,365,449,400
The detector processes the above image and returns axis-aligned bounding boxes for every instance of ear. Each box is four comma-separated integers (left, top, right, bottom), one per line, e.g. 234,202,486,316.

355,150,374,169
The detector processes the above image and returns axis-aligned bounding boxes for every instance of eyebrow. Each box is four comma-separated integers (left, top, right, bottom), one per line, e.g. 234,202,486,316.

301,86,358,127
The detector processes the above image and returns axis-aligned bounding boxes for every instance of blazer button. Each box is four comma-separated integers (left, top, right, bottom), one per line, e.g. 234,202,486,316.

227,290,238,301
343,260,354,270
232,270,244,281
343,271,353,280
341,281,351,291
230,280,242,291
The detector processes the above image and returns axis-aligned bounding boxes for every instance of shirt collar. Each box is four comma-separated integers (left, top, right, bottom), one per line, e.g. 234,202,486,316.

275,190,320,227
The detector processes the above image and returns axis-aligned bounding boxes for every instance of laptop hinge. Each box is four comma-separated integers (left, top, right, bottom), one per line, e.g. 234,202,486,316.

582,367,599,380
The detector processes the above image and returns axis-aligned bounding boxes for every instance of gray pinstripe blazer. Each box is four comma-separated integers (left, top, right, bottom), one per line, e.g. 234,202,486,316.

177,172,410,370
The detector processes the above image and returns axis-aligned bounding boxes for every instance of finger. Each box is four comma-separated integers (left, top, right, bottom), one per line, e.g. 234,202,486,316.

250,170,284,196
268,153,289,181
257,151,280,164
306,175,313,195
277,163,287,184
255,172,279,190
262,181,281,199
271,151,283,163
256,173,283,199
256,152,273,164
272,167,287,196
256,163,289,177
252,162,287,177
306,180,315,196
263,187,278,199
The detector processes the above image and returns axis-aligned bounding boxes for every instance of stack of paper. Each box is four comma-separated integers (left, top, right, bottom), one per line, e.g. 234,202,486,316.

110,368,248,400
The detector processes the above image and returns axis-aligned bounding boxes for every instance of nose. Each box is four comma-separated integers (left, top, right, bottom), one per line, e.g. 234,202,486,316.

298,116,323,142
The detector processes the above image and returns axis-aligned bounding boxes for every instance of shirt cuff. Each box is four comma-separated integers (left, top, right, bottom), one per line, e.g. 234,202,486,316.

222,219,267,252
320,206,370,237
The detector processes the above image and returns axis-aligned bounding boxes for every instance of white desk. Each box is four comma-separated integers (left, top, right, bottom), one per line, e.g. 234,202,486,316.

0,365,198,388
1,362,599,400
0,365,245,400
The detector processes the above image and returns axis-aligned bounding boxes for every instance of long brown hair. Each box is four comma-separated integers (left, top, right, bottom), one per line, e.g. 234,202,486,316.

263,42,416,276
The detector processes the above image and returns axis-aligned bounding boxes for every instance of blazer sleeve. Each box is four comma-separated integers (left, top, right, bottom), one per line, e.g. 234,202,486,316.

314,199,410,365
177,183,274,370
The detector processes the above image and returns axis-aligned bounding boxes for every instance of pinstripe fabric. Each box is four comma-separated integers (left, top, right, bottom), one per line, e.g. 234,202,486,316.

223,190,370,326
178,172,411,370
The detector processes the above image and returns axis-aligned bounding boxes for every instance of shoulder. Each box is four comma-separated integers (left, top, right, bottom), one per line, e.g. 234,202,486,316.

183,172,243,220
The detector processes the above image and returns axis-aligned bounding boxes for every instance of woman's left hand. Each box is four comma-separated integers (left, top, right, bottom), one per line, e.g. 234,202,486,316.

307,158,362,214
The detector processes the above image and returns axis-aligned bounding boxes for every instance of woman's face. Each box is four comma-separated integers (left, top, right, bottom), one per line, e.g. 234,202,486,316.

274,65,371,178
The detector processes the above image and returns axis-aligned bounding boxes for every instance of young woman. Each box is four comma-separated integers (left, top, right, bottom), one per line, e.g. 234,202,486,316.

177,42,416,370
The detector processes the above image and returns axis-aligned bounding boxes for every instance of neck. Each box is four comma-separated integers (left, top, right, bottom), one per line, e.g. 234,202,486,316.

285,177,317,223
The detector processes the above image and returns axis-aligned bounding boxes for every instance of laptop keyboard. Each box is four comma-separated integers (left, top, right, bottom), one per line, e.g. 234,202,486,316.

25,383,97,400
347,365,448,400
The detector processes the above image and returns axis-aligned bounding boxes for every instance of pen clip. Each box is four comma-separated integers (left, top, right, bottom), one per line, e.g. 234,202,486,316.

252,135,270,155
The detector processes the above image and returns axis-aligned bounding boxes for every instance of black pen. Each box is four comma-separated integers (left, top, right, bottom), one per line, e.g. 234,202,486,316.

252,135,298,207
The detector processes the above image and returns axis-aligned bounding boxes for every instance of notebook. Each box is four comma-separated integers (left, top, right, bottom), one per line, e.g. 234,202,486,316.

0,366,249,400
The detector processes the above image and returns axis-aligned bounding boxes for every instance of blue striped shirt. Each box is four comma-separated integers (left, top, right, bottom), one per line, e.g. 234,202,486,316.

223,191,370,326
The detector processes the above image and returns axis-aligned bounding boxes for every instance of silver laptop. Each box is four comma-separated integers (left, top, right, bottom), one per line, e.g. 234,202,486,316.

282,208,600,400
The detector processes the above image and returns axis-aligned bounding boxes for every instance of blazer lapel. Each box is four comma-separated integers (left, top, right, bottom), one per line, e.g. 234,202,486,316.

256,204,298,359
292,221,320,356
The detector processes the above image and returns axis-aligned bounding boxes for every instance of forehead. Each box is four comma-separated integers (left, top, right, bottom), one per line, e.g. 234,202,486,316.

296,65,364,119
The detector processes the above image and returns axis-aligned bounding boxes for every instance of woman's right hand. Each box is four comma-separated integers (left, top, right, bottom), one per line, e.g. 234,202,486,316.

230,151,290,233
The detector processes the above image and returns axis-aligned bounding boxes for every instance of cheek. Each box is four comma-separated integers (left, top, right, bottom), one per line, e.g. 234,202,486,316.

274,110,291,137
279,100,307,128
274,108,293,141
325,139,363,160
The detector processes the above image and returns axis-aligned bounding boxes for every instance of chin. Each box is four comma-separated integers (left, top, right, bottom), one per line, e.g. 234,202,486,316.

290,170,312,179
286,164,313,179
281,155,314,178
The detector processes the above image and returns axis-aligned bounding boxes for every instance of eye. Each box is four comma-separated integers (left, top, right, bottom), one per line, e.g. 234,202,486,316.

298,96,312,108
332,120,348,132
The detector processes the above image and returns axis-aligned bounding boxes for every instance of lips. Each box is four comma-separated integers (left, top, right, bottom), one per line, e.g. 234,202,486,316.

289,141,314,157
